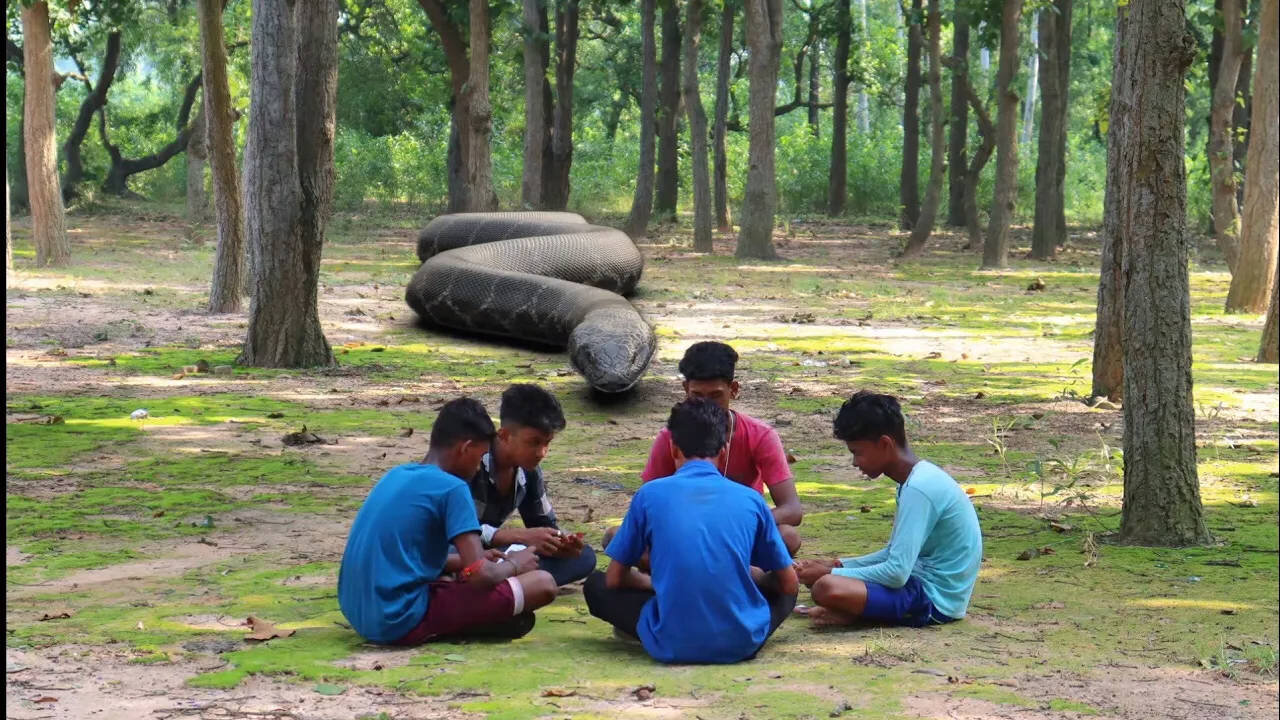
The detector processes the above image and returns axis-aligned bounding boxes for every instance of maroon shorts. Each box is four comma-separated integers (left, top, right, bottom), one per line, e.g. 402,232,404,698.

393,578,518,645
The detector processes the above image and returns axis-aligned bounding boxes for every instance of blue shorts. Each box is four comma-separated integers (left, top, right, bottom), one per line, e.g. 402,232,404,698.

861,576,955,627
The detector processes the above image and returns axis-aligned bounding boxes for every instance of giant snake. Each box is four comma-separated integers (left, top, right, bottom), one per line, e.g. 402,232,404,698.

406,212,656,393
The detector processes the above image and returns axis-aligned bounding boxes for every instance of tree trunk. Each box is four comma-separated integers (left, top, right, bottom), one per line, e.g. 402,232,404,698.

736,0,782,260
1233,48,1251,209
1260,259,1279,362
418,0,471,213
201,0,246,313
946,11,970,227
829,0,851,217
654,0,681,222
900,0,944,258
856,0,869,133
1030,0,1071,260
101,73,201,197
1020,18,1038,147
806,10,820,136
544,0,579,210
21,1,69,268
1090,4,1130,402
1226,0,1279,314
713,0,735,230
186,102,211,226
6,165,12,271
239,0,336,368
683,0,712,252
982,0,1022,269
899,0,922,230
1117,0,1209,547
62,31,122,202
955,63,995,252
462,0,498,211
1210,0,1245,273
521,0,548,209
625,0,659,239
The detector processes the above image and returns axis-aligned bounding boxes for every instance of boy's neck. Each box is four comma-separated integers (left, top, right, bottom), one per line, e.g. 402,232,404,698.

886,449,921,485
490,443,518,483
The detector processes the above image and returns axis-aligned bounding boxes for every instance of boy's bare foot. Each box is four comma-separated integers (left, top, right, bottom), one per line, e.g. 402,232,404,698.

808,606,857,627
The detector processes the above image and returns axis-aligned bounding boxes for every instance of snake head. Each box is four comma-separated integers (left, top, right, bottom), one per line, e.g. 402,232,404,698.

569,308,656,394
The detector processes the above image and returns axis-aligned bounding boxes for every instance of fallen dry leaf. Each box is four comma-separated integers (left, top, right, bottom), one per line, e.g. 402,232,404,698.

1032,601,1066,610
282,426,326,446
1049,522,1073,533
542,688,577,697
244,616,296,642
31,696,58,703
964,487,976,495
631,684,655,701
13,414,65,425
785,452,797,464
39,610,73,621
398,427,414,438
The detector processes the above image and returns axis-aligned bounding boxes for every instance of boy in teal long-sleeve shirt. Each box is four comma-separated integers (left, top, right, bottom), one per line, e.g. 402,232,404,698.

795,391,982,627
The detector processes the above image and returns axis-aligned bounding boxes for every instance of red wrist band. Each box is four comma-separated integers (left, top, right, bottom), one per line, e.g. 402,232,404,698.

460,558,486,580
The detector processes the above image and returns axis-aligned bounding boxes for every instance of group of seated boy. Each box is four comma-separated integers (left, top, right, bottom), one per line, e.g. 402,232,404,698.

337,342,983,664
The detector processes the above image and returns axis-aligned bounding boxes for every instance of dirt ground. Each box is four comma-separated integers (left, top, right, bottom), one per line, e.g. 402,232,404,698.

6,210,1278,719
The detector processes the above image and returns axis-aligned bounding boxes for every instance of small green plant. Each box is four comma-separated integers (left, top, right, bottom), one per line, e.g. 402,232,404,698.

986,415,1017,477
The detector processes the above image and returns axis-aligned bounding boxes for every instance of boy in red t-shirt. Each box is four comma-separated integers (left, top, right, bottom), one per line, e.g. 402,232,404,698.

606,342,803,556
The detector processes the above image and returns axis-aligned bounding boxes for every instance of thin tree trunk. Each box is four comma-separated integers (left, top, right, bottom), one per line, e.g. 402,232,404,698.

899,0,922,230
625,0,659,239
239,0,336,368
1260,258,1279,362
21,1,69,268
1117,0,1209,547
957,68,995,251
713,0,735,230
684,0,712,252
544,0,579,210
186,102,210,226
1020,18,1038,147
829,0,850,217
1210,0,1245,272
857,0,869,133
946,11,970,227
101,72,201,197
1030,0,1071,260
6,166,12,271
806,9,820,136
982,0,1022,269
736,0,782,259
201,0,246,313
1233,48,1251,209
655,0,681,222
417,0,471,213
1090,4,1129,401
521,0,548,209
1226,0,1279,313
62,31,122,202
463,0,498,211
901,0,944,258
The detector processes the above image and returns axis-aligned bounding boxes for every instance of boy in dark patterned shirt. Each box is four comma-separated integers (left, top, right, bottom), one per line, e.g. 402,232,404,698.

463,384,597,586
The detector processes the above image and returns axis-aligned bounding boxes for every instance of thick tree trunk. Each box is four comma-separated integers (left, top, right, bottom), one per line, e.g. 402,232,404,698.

418,0,471,213
982,0,1022,269
655,0,681,222
62,32,122,202
1226,0,1279,314
1091,5,1130,401
462,0,498,211
201,0,246,313
1030,0,1071,260
1210,0,1245,273
901,0,944,258
239,0,336,368
544,0,579,210
829,0,851,217
1260,259,1279,362
1233,50,1251,209
736,0,782,260
946,12,970,227
186,103,211,226
1117,0,1209,547
899,0,922,230
713,1,735,230
625,0,659,239
806,11,820,136
521,0,548,209
958,70,995,252
21,1,69,268
683,0,712,252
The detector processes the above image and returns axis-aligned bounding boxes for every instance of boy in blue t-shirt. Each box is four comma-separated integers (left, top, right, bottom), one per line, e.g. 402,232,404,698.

584,398,799,664
794,391,982,628
338,398,558,645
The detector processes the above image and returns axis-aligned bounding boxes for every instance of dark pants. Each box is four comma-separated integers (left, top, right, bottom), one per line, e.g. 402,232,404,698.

582,571,796,652
536,544,597,586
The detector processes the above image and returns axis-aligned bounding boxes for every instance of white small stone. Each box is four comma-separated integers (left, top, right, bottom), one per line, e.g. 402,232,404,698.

130,409,149,420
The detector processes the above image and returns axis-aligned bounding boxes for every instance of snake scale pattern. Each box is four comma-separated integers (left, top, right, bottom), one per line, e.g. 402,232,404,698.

406,212,657,393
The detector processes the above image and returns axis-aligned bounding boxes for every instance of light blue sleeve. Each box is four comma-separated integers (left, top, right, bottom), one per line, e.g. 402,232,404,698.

838,547,889,568
832,486,936,588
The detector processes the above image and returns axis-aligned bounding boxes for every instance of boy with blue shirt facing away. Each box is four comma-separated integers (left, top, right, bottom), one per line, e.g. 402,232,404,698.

794,391,982,628
584,398,799,664
338,398,558,645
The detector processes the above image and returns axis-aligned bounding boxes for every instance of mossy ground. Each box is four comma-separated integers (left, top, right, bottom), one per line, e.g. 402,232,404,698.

6,202,1278,719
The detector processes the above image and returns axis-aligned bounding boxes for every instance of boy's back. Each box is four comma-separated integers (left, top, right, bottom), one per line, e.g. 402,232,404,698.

607,460,792,663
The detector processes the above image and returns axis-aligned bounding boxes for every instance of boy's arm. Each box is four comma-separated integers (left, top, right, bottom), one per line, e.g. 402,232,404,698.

516,469,559,529
605,558,653,590
832,487,935,588
838,547,890,568
757,428,802,526
766,480,804,526
452,532,528,588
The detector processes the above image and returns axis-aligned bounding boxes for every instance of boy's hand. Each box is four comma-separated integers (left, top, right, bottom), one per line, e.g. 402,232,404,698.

484,548,506,562
549,531,586,558
524,527,565,556
794,558,834,587
505,547,540,574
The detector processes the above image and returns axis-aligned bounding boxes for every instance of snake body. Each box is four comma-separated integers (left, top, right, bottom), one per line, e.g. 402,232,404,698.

406,212,656,393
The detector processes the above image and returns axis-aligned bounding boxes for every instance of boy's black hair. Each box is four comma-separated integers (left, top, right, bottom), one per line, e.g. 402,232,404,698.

430,397,497,449
499,384,567,434
832,390,908,448
666,398,730,459
678,341,739,383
